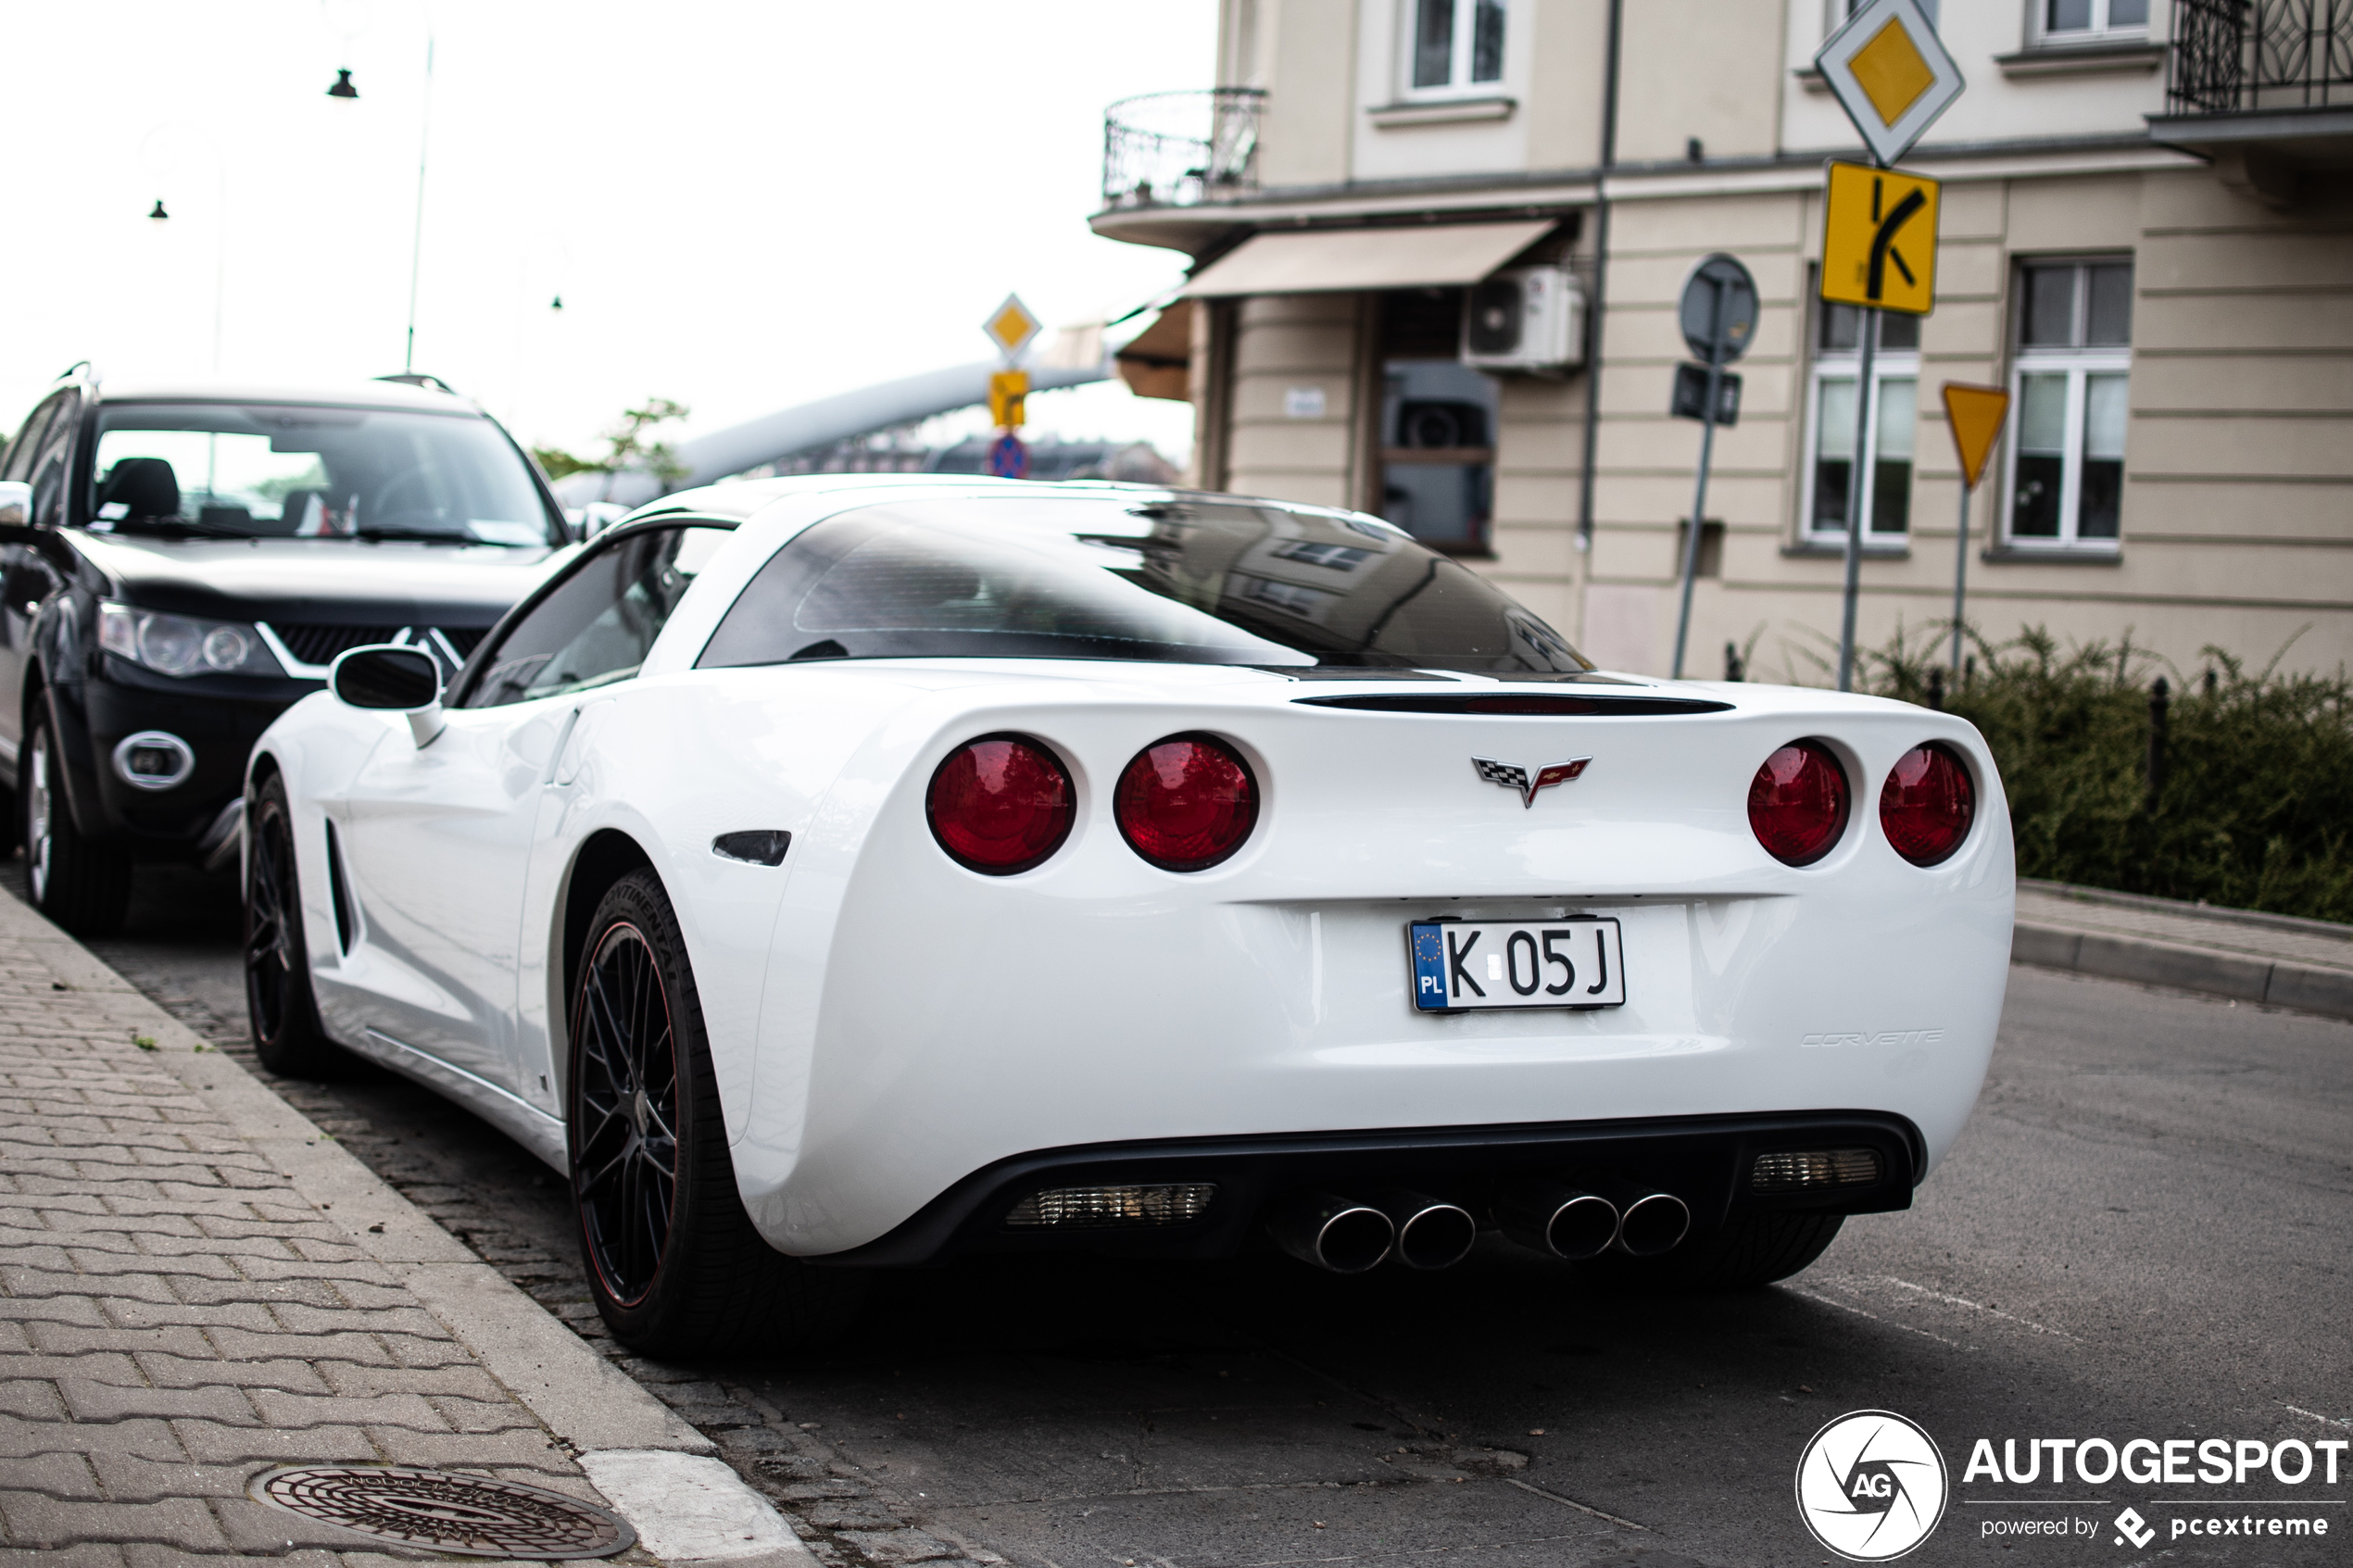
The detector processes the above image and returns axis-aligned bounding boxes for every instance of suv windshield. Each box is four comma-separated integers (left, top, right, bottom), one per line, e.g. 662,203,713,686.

86,402,558,546
696,495,1590,674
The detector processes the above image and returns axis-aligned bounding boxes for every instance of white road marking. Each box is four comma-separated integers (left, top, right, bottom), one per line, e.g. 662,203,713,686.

1871,1275,2083,1343
2286,1404,2353,1429
1787,1286,1969,1349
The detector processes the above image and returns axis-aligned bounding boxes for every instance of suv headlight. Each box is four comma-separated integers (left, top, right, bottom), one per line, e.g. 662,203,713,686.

98,602,285,678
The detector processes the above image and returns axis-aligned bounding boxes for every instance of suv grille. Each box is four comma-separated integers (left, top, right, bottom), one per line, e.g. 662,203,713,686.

266,623,489,671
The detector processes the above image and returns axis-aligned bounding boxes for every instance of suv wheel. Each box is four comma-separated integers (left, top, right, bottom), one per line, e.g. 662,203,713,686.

21,712,131,936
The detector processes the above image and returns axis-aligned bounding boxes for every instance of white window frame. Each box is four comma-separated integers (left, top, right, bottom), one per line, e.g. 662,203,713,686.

2003,258,2133,553
1400,0,1508,98
1801,313,1922,546
2035,0,2149,44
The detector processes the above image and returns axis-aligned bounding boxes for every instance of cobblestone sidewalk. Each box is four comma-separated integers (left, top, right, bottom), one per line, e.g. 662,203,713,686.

0,894,736,1563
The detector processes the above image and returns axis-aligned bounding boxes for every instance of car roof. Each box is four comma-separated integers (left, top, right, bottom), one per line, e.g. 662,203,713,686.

90,378,488,417
633,473,1350,527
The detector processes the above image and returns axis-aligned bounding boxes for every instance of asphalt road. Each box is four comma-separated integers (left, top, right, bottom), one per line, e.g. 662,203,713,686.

12,859,2351,1568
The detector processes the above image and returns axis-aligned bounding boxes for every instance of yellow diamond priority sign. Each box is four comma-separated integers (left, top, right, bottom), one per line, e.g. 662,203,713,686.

1815,0,1964,167
983,293,1041,362
1821,161,1941,316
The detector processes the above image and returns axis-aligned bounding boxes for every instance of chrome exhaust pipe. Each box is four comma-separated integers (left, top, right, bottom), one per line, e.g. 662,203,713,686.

1612,1190,1692,1257
1373,1190,1478,1271
1266,1192,1394,1273
1495,1178,1620,1261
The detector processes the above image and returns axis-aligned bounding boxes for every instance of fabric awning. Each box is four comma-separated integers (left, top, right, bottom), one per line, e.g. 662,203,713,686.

1179,219,1557,297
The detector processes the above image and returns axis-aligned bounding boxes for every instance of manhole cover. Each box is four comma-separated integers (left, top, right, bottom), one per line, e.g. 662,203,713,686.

248,1465,635,1559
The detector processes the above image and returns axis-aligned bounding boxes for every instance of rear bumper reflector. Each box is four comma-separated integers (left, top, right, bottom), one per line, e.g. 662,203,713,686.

1003,1183,1216,1229
1751,1148,1881,1191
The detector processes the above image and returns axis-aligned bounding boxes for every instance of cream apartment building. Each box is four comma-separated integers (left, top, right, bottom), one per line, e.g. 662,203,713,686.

1095,0,2353,680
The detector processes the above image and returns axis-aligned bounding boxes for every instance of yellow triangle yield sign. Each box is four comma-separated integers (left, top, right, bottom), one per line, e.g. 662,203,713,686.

1942,382,2010,491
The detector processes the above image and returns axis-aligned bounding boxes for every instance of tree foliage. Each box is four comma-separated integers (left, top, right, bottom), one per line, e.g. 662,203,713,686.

530,398,692,485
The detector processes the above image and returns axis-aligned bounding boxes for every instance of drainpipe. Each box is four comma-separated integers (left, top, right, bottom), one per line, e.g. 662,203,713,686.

1572,0,1624,637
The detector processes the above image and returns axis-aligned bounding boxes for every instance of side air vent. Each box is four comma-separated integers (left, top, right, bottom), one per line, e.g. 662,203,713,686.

324,819,359,956
1295,693,1732,717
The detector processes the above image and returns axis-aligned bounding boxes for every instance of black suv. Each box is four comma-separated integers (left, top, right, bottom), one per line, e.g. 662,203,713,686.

0,367,572,934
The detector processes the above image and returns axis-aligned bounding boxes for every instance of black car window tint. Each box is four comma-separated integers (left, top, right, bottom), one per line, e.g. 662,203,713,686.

4,395,69,483
86,403,559,543
28,403,79,529
696,497,1590,675
464,525,730,709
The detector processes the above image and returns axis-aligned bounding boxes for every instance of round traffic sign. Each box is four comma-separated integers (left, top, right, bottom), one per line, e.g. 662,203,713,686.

1679,253,1759,366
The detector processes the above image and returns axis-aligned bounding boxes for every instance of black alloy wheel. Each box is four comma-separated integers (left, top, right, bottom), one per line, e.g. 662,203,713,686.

243,776,341,1077
20,711,132,936
572,915,682,1310
566,869,865,1355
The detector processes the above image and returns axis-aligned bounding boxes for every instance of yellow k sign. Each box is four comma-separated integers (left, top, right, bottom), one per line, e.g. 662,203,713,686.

1820,161,1940,316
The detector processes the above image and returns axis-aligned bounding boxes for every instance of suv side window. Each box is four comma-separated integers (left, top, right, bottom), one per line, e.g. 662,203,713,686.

4,394,69,483
25,396,80,527
459,523,731,708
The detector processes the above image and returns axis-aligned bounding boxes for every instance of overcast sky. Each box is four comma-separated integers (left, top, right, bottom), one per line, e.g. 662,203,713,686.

1,2,1212,464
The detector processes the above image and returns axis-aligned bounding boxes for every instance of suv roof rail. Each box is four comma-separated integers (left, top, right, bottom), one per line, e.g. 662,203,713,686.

376,372,459,395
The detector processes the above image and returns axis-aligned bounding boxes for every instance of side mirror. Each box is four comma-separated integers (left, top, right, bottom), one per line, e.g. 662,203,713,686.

330,645,446,747
0,481,34,528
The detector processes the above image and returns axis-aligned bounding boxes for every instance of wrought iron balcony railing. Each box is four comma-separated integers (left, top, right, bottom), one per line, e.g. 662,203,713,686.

1101,88,1265,210
2168,0,2353,113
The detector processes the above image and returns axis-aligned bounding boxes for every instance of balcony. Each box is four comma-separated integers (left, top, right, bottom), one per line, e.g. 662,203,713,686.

1100,89,1265,212
2153,0,2353,183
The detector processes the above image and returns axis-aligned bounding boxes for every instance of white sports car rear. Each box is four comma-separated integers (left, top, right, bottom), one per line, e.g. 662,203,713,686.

245,476,2012,1353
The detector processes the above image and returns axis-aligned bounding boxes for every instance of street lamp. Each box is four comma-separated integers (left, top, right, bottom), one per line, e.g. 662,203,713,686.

321,2,434,373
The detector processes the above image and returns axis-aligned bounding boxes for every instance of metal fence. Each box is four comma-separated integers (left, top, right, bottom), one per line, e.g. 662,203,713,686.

2168,0,2353,112
1101,89,1266,210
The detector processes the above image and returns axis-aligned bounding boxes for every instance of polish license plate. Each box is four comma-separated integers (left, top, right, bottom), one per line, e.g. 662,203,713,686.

1407,918,1626,1011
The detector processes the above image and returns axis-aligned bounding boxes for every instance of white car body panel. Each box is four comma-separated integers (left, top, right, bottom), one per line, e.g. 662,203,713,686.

250,477,2015,1261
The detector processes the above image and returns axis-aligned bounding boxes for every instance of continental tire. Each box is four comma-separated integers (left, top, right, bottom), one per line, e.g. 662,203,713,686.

568,868,865,1356
1589,1211,1845,1292
21,710,131,937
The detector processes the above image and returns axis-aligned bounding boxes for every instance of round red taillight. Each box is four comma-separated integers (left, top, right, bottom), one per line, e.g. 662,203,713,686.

926,734,1075,874
1114,734,1258,872
1748,740,1850,867
1880,743,1975,867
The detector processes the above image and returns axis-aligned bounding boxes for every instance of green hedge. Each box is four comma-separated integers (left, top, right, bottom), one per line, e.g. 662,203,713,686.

1856,627,2353,923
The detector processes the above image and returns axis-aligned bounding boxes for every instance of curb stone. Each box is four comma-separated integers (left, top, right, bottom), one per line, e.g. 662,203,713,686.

0,889,814,1565
2010,885,2353,1023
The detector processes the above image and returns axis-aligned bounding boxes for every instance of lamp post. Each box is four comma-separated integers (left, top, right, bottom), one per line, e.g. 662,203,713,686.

324,6,434,374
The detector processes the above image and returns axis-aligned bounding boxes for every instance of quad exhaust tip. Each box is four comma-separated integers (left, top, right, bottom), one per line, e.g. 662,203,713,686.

1612,1191,1692,1257
1499,1178,1692,1261
1497,1179,1620,1261
1374,1190,1478,1271
1267,1192,1394,1273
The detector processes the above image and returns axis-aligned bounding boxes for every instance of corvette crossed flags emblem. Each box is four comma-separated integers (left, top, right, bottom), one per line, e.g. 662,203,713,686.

1473,756,1592,808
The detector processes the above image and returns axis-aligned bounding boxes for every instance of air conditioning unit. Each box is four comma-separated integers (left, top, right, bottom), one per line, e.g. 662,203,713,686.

1461,267,1585,374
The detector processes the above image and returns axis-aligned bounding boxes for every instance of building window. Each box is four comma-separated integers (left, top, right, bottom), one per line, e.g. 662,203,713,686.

1408,0,1505,93
1804,300,1919,543
2037,0,2147,41
2007,258,2132,549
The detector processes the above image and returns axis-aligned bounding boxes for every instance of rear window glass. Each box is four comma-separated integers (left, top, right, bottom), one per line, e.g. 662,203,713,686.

695,495,1588,674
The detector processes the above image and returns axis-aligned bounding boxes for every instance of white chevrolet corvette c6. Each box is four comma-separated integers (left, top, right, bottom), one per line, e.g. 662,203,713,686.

244,474,2013,1353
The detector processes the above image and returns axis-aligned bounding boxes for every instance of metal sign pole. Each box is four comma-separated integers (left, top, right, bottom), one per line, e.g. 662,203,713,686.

1835,305,1878,693
1950,481,1970,676
1670,277,1727,680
